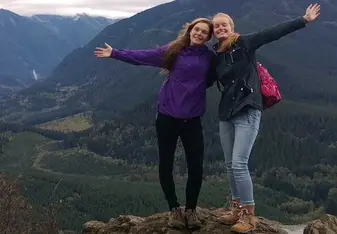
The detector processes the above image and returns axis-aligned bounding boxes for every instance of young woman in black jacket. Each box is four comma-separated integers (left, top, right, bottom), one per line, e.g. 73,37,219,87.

209,4,320,233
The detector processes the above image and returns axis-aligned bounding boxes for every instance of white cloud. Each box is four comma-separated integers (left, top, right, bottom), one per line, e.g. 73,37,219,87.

0,0,173,18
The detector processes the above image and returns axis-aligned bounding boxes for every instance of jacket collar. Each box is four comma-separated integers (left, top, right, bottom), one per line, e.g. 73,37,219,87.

212,42,220,51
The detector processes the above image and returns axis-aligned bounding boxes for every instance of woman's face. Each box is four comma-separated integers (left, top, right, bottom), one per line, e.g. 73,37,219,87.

213,16,233,41
189,22,210,46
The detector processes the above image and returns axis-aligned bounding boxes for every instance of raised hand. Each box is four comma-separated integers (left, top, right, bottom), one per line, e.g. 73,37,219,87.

304,3,321,23
94,43,113,58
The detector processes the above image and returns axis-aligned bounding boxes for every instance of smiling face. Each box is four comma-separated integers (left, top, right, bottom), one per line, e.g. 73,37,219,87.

189,22,211,46
213,14,234,41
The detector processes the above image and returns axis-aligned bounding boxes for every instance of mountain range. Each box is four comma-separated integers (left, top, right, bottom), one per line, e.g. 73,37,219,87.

0,9,119,95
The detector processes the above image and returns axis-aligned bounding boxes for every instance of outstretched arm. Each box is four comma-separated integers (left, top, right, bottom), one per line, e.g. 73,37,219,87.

245,4,320,50
111,45,168,67
94,43,168,67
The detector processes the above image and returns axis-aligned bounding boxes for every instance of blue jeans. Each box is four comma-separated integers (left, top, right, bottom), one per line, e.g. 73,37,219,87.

219,108,261,206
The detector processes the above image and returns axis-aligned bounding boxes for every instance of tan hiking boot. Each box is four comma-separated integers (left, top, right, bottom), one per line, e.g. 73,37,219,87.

185,209,201,229
218,200,241,225
231,208,256,233
168,207,185,229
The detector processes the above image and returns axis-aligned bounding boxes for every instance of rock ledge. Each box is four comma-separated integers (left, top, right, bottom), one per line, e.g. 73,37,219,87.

83,207,288,234
303,214,337,234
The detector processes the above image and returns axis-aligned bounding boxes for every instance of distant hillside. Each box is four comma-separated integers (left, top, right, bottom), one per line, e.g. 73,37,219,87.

0,9,119,95
30,13,119,51
0,74,36,96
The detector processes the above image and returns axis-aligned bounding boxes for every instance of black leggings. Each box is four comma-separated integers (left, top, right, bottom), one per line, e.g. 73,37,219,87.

155,112,204,210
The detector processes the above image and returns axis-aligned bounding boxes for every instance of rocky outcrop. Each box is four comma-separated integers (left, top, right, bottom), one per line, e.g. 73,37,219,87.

83,207,288,234
303,214,337,234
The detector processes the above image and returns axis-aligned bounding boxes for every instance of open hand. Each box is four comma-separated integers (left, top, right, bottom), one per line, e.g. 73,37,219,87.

304,4,320,23
94,43,113,58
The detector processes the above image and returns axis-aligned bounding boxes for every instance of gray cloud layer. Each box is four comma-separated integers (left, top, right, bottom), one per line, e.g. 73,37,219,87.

0,0,173,18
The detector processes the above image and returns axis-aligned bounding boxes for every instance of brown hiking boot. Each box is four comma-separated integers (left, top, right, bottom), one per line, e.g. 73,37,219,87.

218,200,241,225
168,207,185,229
231,208,256,233
185,209,201,229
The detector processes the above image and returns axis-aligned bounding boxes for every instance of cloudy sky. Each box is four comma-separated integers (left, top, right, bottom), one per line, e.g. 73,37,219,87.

0,0,173,18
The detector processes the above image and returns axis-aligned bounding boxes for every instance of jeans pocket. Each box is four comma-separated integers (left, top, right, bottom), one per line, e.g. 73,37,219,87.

247,108,261,127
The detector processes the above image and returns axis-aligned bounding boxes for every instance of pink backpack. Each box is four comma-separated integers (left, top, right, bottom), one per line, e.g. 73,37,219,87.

256,62,282,109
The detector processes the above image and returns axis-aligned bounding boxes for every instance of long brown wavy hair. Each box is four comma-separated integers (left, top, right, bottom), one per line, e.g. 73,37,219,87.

161,18,213,71
212,13,240,53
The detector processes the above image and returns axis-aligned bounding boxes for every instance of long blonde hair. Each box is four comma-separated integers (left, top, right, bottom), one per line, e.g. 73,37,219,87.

161,18,213,71
212,13,240,53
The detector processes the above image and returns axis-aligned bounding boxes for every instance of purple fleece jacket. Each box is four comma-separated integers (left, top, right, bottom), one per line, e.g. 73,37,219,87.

111,44,213,119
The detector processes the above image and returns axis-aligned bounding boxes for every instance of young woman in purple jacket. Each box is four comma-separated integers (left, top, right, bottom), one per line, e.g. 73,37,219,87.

94,18,214,229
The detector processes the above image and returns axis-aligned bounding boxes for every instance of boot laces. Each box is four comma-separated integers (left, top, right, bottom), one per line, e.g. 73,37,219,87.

236,208,250,224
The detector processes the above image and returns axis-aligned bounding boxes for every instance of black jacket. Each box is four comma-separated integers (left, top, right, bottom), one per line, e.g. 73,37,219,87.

208,17,307,121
